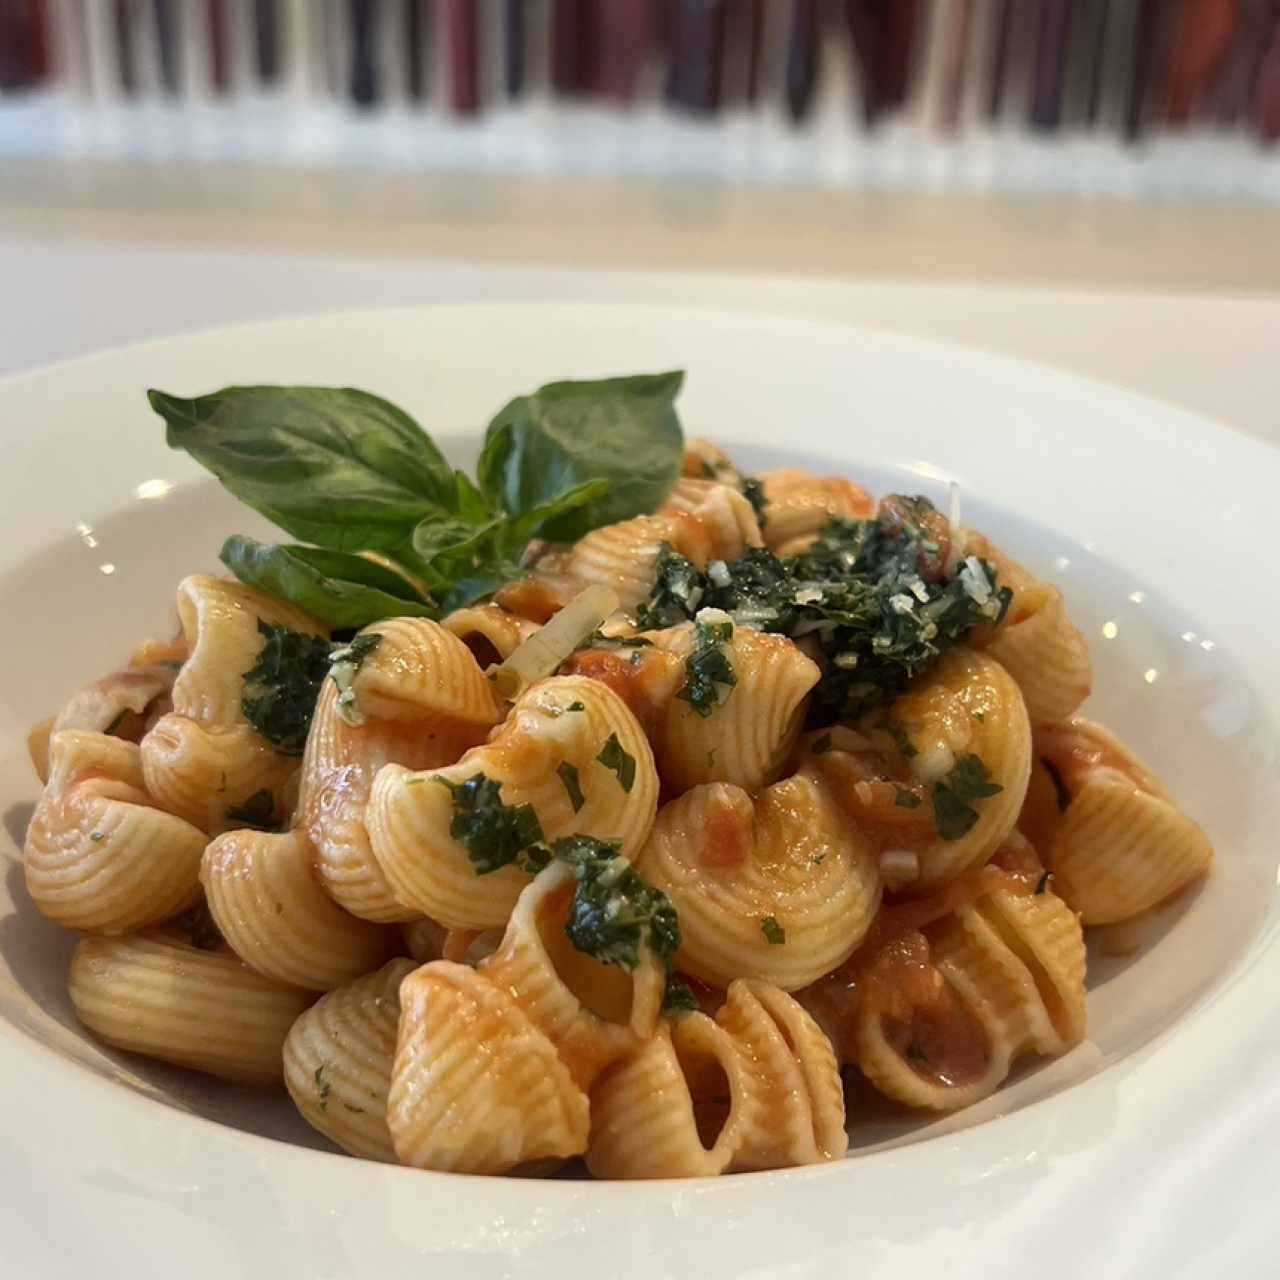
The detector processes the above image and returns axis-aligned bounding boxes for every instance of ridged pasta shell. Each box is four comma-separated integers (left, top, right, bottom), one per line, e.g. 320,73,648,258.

815,647,1031,893
441,604,542,665
564,514,690,610
965,534,1092,726
660,477,763,560
202,829,398,991
69,931,312,1086
479,862,646,1090
25,731,205,934
637,775,881,991
367,675,659,930
716,980,846,1169
52,663,176,739
653,625,819,793
283,957,417,1161
140,575,327,829
759,468,874,556
586,1014,749,1179
299,679,487,923
1029,717,1212,924
390,961,590,1174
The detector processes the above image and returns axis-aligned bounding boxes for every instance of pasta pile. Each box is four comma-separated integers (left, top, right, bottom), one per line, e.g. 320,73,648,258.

24,442,1213,1179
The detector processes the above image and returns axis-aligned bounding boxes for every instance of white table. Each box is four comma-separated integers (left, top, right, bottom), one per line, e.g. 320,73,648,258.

3,235,1278,448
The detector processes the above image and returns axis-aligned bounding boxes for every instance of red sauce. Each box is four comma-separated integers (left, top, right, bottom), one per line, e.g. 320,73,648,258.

701,795,752,873
493,577,567,624
558,648,677,735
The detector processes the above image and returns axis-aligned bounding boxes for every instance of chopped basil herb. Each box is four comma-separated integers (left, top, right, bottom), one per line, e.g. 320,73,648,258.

557,761,586,813
761,916,786,946
596,733,636,793
1041,757,1072,812
329,631,383,727
314,1064,331,1111
89,831,105,843
1035,871,1053,895
580,630,655,652
811,732,833,755
567,701,585,712
240,621,333,755
225,788,276,829
635,501,1011,723
552,835,680,971
677,616,737,718
438,772,546,874
104,710,130,736
932,754,1004,841
972,710,986,723
887,723,919,760
662,975,700,1016
894,789,922,810
740,476,768,529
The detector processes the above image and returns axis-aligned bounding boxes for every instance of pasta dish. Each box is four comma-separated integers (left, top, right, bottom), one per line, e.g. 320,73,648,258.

23,372,1213,1178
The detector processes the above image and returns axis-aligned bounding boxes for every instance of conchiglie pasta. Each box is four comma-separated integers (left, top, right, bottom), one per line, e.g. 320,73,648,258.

69,931,311,1086
637,774,881,991
283,957,417,1161
651,623,819,793
441,603,542,666
479,862,650,1089
142,575,328,829
201,829,398,991
562,514,690,610
965,533,1092,726
389,961,590,1174
811,648,1031,893
367,675,658,930
299,621,500,923
760,468,874,556
659,476,763,560
1022,718,1213,924
25,731,205,934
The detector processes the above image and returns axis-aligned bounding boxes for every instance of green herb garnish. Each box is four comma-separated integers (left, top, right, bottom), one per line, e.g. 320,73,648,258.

596,733,636,793
567,701,585,712
557,761,586,813
676,615,737,718
329,631,383,726
240,621,333,754
761,916,786,945
89,831,105,843
439,772,546,874
894,789,922,810
314,1065,331,1111
662,976,700,1015
932,754,1004,841
152,373,685,621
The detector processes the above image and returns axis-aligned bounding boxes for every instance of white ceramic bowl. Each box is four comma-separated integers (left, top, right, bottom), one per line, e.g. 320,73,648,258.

1,305,1276,1278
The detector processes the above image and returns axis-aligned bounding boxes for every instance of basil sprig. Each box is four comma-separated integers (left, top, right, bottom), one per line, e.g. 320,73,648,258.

150,372,684,624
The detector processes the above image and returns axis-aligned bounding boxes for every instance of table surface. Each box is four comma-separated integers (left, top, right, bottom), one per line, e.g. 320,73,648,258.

3,230,1279,450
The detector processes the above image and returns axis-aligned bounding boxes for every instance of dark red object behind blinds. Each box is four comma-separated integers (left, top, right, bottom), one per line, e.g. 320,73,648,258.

666,0,726,113
445,0,479,114
1165,0,1237,123
1125,0,1162,138
744,0,764,102
552,0,596,94
1030,0,1073,130
847,0,920,125
0,0,47,91
595,0,651,103
1255,3,1280,141
207,0,230,93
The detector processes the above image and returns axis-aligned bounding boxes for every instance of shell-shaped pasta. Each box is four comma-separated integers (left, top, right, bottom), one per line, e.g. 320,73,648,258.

441,604,542,665
299,678,490,923
563,514,690,610
69,932,311,1086
390,961,590,1174
716,980,846,1170
368,675,659,930
202,829,398,991
141,575,327,828
966,534,1091,725
760,468,874,556
586,1013,748,1179
651,625,819,793
812,648,1031,893
660,477,763,560
52,663,176,740
283,957,416,1161
681,437,736,478
637,775,881,991
1025,718,1212,924
25,731,205,934
479,863,647,1090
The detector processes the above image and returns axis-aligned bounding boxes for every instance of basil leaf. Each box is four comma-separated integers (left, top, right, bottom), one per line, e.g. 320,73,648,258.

221,536,436,628
151,385,455,552
478,372,684,541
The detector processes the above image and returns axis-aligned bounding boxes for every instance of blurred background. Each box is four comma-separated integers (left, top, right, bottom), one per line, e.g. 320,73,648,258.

2,1,1279,428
